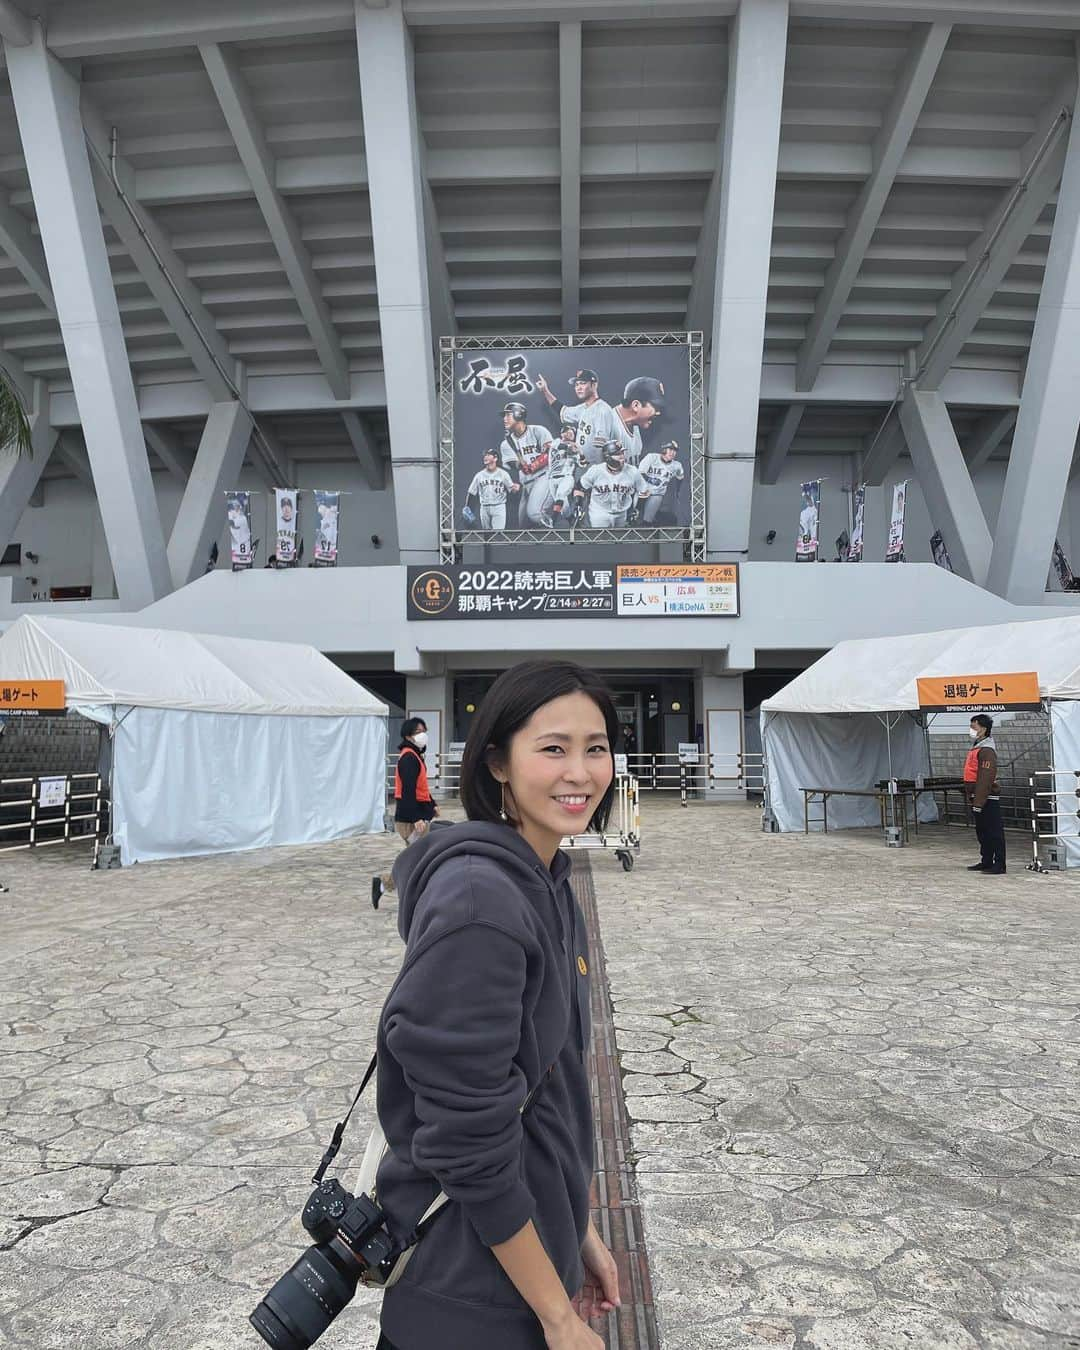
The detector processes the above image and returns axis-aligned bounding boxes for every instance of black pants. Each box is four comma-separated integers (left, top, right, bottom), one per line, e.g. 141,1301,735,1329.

975,799,1006,870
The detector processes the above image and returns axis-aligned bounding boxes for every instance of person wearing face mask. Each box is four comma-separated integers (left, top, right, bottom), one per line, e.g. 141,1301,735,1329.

965,714,1005,874
372,718,439,907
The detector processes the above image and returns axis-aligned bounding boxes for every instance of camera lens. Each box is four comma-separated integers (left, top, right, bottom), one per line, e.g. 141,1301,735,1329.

249,1244,358,1350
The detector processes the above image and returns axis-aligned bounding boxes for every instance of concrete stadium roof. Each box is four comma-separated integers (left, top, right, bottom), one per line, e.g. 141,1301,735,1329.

1,1,1079,480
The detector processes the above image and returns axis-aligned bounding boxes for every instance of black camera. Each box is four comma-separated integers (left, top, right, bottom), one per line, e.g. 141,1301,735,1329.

249,1179,399,1350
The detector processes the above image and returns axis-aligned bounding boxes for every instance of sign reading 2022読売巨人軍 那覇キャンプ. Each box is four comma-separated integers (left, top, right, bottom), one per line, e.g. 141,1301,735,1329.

441,334,705,550
406,564,739,621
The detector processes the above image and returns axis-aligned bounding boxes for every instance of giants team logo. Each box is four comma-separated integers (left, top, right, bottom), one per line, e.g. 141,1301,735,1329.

410,570,456,615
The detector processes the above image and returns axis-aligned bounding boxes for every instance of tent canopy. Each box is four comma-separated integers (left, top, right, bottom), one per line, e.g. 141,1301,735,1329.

0,615,386,718
762,614,1080,716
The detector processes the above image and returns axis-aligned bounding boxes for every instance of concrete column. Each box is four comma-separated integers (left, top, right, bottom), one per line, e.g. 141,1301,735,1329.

705,0,789,561
898,389,992,585
405,673,451,793
355,0,440,566
987,88,1080,603
167,402,253,588
0,383,58,555
91,506,116,599
6,25,170,608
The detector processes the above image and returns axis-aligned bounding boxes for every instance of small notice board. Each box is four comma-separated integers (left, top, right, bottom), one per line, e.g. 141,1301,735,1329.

916,672,1041,714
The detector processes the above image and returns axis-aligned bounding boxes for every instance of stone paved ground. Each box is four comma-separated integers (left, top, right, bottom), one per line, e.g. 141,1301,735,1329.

594,802,1080,1350
1,803,1079,1349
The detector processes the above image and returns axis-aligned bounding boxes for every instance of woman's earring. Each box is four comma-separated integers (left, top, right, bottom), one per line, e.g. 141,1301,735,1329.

499,784,509,823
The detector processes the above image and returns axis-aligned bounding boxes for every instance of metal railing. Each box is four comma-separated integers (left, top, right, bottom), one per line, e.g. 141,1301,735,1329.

1027,769,1079,872
0,773,104,852
385,751,764,807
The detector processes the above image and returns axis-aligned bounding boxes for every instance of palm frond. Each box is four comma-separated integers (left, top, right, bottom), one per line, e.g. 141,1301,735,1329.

0,364,32,457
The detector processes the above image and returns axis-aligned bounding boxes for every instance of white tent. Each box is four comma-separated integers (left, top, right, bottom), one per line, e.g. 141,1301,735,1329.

761,613,1080,857
0,615,388,864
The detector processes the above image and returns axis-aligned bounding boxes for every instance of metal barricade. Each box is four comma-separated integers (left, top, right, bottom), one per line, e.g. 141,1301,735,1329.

561,775,641,870
1027,768,1078,872
0,772,104,852
386,750,764,808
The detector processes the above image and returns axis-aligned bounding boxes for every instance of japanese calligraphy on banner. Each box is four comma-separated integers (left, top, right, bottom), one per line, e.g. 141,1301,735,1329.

313,491,340,566
406,564,739,621
444,335,701,544
275,489,299,565
0,679,66,717
885,480,908,562
227,492,254,570
917,672,1041,714
849,484,865,562
795,481,820,561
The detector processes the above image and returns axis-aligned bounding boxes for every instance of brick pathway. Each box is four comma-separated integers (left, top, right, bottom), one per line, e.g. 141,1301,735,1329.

573,854,659,1350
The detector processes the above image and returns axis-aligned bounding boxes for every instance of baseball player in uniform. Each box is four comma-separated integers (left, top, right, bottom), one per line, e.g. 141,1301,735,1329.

539,371,665,465
574,442,650,527
500,402,552,526
639,440,685,523
538,368,615,466
540,421,585,527
464,449,520,530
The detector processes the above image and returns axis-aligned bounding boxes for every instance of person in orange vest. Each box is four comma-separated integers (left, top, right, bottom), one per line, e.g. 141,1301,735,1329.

965,713,1005,874
372,718,439,907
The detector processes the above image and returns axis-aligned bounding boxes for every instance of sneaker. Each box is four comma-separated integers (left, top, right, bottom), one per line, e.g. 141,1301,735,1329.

371,876,383,910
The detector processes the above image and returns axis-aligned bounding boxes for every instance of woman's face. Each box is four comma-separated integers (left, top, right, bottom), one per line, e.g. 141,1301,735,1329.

498,691,613,863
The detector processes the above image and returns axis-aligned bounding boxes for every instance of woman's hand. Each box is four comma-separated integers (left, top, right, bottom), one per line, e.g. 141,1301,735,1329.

542,1308,605,1350
580,1219,621,1316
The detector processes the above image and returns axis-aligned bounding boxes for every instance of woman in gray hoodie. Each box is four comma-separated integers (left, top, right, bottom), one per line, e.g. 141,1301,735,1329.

374,660,622,1350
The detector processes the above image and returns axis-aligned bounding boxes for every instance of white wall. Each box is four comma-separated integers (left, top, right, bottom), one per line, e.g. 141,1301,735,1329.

0,462,399,598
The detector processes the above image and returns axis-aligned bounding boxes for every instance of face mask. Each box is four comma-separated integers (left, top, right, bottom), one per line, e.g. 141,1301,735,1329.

411,732,428,751
969,728,980,740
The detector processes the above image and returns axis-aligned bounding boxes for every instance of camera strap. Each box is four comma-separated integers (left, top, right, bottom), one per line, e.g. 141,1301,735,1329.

312,1055,555,1187
313,1052,378,1184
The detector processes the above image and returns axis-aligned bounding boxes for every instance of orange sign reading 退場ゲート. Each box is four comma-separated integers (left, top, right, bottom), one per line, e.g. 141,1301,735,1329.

0,680,66,717
916,672,1041,714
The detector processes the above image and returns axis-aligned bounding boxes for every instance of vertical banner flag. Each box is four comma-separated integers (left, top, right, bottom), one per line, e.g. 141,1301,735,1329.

885,480,908,562
930,530,953,572
849,484,866,561
795,481,821,561
275,489,299,565
314,491,341,566
835,530,851,562
227,492,253,570
1052,539,1075,590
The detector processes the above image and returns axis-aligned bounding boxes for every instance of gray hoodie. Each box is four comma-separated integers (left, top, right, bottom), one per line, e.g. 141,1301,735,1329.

375,821,594,1350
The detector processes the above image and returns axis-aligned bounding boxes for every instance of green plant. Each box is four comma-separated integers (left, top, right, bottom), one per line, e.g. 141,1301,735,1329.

0,365,32,456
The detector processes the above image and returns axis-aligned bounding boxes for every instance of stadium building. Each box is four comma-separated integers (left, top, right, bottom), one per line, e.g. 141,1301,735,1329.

0,0,1078,767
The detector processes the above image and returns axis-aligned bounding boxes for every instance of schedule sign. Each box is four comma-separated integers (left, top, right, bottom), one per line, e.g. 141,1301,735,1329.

616,564,739,617
407,564,740,620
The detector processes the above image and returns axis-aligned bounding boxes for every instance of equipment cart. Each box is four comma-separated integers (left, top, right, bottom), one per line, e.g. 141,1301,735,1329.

561,774,641,871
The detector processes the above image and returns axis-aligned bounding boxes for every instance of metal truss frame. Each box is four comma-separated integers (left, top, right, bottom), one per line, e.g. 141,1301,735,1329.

438,331,706,564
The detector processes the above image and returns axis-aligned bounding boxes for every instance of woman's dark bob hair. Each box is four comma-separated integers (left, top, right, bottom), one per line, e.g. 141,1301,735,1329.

398,716,427,751
460,661,619,832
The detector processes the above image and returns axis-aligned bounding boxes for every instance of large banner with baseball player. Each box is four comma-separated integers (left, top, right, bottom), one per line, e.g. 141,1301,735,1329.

442,334,703,547
314,491,340,566
795,481,821,561
885,480,908,562
275,489,299,565
227,492,254,570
